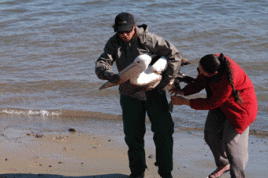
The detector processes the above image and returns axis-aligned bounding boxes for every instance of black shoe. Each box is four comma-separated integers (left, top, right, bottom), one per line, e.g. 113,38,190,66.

128,172,145,178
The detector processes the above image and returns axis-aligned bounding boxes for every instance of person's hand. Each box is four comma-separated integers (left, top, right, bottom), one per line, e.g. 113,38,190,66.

169,85,185,95
169,84,177,94
104,71,120,83
171,96,190,106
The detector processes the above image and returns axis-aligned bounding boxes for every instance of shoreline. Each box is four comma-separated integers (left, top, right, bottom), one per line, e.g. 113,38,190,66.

1,110,267,138
0,117,267,178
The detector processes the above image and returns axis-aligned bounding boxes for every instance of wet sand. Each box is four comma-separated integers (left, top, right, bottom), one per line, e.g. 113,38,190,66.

0,103,267,178
0,122,267,178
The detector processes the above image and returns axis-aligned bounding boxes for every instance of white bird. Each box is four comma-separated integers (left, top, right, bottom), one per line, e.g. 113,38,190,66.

99,54,169,90
98,54,194,112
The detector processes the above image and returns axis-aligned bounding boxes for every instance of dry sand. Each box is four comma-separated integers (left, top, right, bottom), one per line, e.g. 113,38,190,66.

0,126,267,178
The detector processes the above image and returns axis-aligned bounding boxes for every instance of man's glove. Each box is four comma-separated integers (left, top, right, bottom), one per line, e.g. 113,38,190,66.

104,71,120,83
154,79,169,94
155,78,169,90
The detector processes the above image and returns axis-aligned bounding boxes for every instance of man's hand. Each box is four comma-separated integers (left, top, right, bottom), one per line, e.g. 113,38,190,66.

104,71,120,83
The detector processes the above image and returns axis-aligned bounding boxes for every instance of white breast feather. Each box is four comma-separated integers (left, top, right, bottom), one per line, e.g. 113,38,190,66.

150,56,168,73
130,56,168,87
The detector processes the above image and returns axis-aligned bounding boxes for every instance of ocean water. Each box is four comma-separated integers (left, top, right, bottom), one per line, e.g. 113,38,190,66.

0,0,267,134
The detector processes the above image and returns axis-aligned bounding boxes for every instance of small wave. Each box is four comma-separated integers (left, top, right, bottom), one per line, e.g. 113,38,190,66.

2,8,28,13
0,108,122,120
1,108,61,117
0,1,16,5
80,1,105,6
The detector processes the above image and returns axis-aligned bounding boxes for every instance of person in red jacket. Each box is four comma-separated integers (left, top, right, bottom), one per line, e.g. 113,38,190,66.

171,53,258,178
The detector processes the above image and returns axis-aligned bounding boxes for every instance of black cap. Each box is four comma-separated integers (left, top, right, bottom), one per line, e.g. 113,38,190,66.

113,12,135,32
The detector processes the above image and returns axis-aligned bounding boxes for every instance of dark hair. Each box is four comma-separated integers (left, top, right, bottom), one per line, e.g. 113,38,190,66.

200,53,243,104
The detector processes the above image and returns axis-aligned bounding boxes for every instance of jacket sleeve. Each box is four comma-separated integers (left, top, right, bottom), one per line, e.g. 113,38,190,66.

183,74,206,96
145,33,183,89
189,75,233,110
95,38,116,80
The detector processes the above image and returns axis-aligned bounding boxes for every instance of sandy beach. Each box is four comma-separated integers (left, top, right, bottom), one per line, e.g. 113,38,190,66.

0,121,267,178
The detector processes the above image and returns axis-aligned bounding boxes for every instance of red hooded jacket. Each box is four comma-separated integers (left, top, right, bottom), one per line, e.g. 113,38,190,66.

183,54,258,134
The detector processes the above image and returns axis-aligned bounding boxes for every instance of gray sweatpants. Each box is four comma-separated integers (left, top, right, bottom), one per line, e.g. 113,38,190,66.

204,108,249,178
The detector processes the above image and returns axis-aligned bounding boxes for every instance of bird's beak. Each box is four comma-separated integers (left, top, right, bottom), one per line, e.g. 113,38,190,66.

99,63,140,90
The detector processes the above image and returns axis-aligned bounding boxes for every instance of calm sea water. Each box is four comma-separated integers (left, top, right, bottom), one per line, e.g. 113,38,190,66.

0,0,267,134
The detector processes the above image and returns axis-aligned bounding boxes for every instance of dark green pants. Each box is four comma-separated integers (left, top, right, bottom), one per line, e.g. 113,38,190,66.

120,89,174,177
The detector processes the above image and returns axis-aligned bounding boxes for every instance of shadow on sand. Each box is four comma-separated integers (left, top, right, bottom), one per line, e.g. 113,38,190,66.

0,173,129,178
